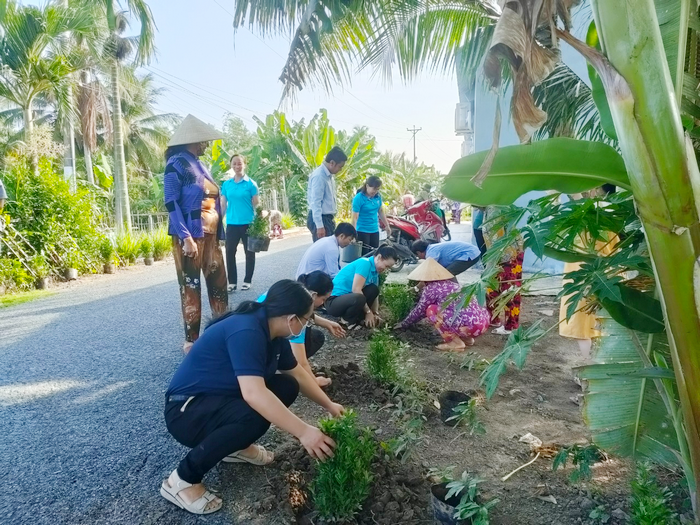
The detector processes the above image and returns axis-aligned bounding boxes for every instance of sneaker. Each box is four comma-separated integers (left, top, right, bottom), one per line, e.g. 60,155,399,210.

492,326,512,336
241,283,251,291
227,284,237,293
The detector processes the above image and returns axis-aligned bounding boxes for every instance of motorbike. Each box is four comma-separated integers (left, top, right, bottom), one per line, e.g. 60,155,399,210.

384,199,451,271
364,238,417,273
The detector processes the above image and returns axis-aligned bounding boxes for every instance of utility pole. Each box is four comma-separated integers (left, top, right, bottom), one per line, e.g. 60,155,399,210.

407,125,422,163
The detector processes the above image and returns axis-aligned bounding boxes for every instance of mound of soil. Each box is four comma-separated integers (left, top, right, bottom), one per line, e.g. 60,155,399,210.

319,362,392,406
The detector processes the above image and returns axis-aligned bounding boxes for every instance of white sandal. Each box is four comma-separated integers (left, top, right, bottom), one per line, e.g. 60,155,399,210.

241,283,251,291
160,469,222,515
222,444,274,465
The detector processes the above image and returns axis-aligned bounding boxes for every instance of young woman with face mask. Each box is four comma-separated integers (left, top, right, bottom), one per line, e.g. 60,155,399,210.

257,271,346,387
161,279,344,515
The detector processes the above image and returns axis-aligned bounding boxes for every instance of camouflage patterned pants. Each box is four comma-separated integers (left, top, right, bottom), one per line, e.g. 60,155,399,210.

172,234,228,343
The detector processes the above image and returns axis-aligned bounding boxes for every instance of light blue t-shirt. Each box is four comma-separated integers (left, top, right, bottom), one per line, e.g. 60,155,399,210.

222,175,259,226
331,257,378,297
352,192,383,233
426,241,481,267
257,292,306,344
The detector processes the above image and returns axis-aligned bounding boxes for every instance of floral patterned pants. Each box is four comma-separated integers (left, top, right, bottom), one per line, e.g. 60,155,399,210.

487,251,524,331
172,234,228,343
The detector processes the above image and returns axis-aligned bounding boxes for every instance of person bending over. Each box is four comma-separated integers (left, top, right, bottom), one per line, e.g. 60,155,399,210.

325,246,397,328
411,240,481,278
161,280,344,515
296,222,356,279
258,271,345,387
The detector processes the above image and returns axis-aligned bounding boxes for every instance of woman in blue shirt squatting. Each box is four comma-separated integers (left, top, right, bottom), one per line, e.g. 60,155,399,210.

325,246,398,328
258,271,346,387
164,115,228,354
351,175,392,255
221,154,259,292
161,280,344,515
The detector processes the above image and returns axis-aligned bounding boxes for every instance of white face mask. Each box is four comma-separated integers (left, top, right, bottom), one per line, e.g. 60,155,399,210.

286,315,304,340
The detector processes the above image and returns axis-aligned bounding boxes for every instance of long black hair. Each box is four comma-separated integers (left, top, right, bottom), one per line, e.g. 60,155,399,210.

298,271,333,296
375,245,398,261
208,279,312,329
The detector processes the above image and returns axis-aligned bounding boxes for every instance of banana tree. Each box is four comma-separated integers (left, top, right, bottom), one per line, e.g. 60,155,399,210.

442,0,700,517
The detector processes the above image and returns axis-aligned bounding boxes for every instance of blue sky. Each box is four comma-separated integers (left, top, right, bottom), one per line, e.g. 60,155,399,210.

137,0,464,172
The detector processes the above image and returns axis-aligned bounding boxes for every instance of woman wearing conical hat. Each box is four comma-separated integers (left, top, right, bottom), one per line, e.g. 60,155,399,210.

394,258,490,351
164,115,228,353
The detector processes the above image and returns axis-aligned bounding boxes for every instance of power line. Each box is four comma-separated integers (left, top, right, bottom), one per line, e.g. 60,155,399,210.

407,125,422,163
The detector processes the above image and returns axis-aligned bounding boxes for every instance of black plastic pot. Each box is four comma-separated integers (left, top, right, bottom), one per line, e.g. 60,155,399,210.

36,277,49,290
439,390,471,427
431,483,464,525
144,257,154,266
104,263,116,274
247,236,271,252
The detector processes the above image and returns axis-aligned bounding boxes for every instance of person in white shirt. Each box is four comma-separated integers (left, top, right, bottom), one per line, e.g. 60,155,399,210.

296,223,356,279
306,146,348,241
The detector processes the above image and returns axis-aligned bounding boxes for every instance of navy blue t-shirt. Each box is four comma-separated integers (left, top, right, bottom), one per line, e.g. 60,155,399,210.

166,307,298,397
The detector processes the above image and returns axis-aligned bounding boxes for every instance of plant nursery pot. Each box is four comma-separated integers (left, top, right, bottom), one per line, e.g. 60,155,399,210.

36,277,50,290
247,236,271,252
438,390,471,427
341,242,363,263
65,268,78,281
144,257,154,266
104,263,116,274
431,483,466,525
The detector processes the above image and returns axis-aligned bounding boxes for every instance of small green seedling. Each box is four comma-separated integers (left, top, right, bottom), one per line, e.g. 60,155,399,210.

446,399,485,435
629,462,679,525
552,443,604,483
367,331,401,386
589,505,610,524
444,471,499,525
383,418,424,463
427,465,456,484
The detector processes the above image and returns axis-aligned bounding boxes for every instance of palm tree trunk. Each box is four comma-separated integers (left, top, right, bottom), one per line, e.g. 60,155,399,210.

591,0,700,517
111,59,131,232
63,119,76,193
23,104,38,175
84,141,94,185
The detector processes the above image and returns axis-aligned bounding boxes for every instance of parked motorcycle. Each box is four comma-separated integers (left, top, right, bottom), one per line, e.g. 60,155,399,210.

364,238,416,273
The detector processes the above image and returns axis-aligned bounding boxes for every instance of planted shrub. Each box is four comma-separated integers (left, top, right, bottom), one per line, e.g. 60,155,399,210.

312,410,376,521
382,283,417,324
139,236,153,259
30,254,50,280
151,228,171,261
247,207,269,239
281,212,295,230
629,463,679,525
446,399,485,435
552,443,604,483
0,258,33,292
443,471,499,525
116,233,139,265
99,237,116,265
367,331,401,386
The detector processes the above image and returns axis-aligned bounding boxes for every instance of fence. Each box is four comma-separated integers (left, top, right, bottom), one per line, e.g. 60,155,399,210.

131,213,168,232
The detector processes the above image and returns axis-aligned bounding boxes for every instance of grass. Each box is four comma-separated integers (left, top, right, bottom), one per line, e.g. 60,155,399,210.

0,289,56,308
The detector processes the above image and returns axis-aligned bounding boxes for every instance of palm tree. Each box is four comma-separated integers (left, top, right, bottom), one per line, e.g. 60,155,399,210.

0,1,94,172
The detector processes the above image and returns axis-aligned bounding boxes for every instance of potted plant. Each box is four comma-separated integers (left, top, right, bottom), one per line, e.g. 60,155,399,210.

152,229,170,261
140,236,154,266
31,254,51,289
64,251,80,281
430,470,499,525
99,237,117,274
246,207,271,253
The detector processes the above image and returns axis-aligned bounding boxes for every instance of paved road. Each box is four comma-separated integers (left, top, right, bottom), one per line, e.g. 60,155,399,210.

0,233,317,525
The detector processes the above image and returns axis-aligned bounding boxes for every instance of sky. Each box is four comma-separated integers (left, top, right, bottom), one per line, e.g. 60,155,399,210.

139,0,464,173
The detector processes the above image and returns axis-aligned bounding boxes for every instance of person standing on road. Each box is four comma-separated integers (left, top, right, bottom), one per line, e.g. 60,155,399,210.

161,280,344,515
221,154,259,292
351,175,391,255
306,146,348,242
164,115,228,354
411,240,481,278
296,222,357,278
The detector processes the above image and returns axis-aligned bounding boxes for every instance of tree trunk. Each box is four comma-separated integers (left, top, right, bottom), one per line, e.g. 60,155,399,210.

84,141,95,186
592,0,700,517
63,119,76,193
23,105,38,175
111,59,131,232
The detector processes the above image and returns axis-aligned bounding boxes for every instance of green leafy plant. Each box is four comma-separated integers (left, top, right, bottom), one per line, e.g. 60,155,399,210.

552,444,604,483
367,330,401,386
29,254,50,279
281,212,295,230
247,207,269,239
312,410,376,521
139,236,153,258
115,233,139,265
99,237,116,265
446,399,485,435
629,462,679,525
427,465,456,484
383,418,424,463
589,505,610,524
0,258,33,292
151,228,171,261
63,249,83,271
382,283,417,324
444,471,499,525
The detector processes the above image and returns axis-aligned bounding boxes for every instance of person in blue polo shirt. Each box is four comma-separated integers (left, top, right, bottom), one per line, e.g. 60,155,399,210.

221,154,259,292
411,240,481,278
161,280,344,515
325,246,398,328
351,176,391,255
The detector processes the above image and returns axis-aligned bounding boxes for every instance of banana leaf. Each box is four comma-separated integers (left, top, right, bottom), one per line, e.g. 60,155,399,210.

576,314,681,467
600,284,665,334
442,138,631,206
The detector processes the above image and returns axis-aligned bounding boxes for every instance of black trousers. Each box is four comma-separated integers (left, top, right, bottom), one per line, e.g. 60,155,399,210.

356,231,379,256
307,212,336,243
304,327,325,358
445,258,479,277
164,374,299,484
226,224,255,285
325,284,380,325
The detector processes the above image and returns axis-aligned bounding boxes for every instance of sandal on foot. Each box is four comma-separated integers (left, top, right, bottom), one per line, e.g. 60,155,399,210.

241,283,251,291
222,444,274,465
160,470,222,515
227,284,237,293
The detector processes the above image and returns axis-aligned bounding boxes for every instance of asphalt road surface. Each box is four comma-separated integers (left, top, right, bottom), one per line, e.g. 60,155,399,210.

0,232,319,525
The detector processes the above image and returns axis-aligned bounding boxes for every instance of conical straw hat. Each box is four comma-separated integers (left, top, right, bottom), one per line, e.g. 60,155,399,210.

407,257,454,282
168,114,223,146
